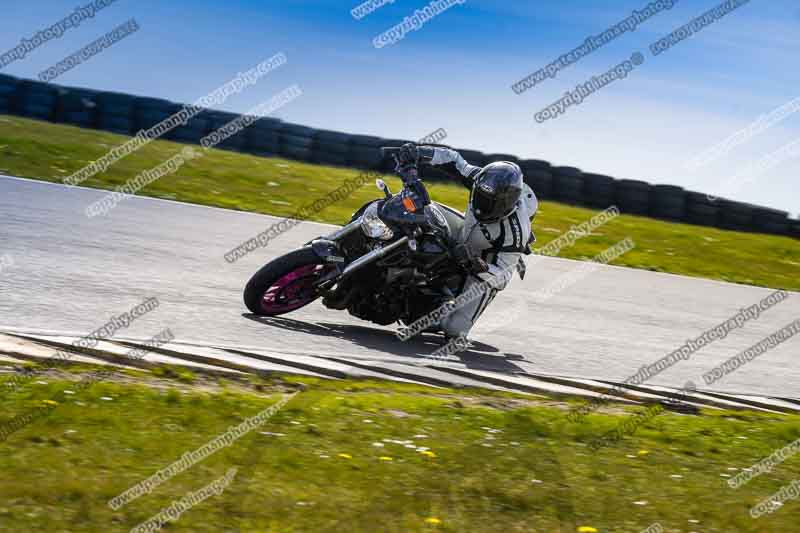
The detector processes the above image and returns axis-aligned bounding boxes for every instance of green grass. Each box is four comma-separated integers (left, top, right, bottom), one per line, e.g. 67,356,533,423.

1,364,799,532
1,114,798,291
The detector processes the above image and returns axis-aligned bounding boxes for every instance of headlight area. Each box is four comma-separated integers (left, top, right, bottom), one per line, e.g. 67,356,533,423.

360,203,394,240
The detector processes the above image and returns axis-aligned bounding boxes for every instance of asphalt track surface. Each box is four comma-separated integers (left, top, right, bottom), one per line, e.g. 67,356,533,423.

1,175,798,397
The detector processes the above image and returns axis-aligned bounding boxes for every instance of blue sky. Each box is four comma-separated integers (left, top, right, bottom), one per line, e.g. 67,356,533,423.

1,0,798,215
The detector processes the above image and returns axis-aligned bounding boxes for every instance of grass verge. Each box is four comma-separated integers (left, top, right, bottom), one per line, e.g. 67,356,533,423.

0,362,799,532
0,114,798,291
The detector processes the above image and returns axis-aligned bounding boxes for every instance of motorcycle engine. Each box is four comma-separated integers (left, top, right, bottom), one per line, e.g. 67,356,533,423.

348,291,404,325
346,264,410,325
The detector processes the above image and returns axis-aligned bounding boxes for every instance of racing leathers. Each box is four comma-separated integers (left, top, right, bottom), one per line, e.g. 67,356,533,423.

427,147,538,338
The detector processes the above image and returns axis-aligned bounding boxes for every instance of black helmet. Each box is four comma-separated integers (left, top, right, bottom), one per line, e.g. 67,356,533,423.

471,162,523,223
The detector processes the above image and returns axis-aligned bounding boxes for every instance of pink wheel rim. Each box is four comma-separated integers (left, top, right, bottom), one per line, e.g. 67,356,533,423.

260,264,328,314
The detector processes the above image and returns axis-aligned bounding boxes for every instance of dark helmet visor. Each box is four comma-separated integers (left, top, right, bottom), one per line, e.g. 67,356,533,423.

473,186,507,222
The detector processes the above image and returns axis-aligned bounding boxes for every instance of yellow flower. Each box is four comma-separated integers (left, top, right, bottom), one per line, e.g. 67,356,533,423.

337,453,352,459
421,451,437,458
637,450,650,456
41,400,58,406
577,527,599,533
379,456,393,461
425,517,442,525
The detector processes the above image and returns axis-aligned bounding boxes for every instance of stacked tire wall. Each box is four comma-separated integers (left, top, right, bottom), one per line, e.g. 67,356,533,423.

685,192,720,227
0,75,19,115
0,72,796,239
96,91,134,134
582,173,615,209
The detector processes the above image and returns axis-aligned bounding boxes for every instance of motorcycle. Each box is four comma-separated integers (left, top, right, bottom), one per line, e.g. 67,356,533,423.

243,147,468,330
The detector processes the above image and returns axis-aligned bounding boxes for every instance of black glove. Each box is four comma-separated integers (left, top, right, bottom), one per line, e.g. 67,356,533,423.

398,143,419,166
452,244,489,275
471,256,490,274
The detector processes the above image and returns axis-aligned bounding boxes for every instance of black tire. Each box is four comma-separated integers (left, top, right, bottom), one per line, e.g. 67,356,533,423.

523,168,552,199
685,201,719,227
313,150,349,166
137,109,180,137
752,207,790,235
58,88,99,109
616,179,651,215
134,96,173,109
281,144,313,161
244,247,325,315
97,115,133,135
249,128,280,142
204,110,239,129
0,74,20,100
250,145,281,157
55,88,99,126
351,134,384,147
315,140,351,155
281,123,316,137
521,158,551,171
281,133,314,149
133,98,175,131
61,110,93,127
582,172,616,208
22,103,55,120
350,145,383,168
552,166,583,204
485,153,520,165
97,92,135,116
247,129,281,152
251,117,282,131
650,184,687,220
203,111,248,149
790,221,800,240
315,130,352,144
20,82,57,120
760,221,790,235
719,201,754,230
382,138,414,150
172,117,209,143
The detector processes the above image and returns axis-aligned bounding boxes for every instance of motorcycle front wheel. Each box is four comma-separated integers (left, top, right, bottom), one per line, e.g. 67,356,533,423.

243,248,334,316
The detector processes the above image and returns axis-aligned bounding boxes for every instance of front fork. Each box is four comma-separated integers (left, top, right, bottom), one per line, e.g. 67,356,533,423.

305,218,361,294
305,218,362,276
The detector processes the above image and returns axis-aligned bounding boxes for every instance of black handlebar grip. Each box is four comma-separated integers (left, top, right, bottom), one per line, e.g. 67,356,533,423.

380,147,402,156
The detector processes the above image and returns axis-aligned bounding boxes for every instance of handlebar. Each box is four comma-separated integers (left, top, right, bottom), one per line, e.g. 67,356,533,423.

380,147,402,157
380,145,439,168
380,144,450,154
376,146,432,226
381,146,419,185
380,147,401,159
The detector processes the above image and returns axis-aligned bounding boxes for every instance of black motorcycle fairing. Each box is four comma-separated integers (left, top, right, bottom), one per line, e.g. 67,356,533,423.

349,199,462,250
425,203,460,242
379,193,427,232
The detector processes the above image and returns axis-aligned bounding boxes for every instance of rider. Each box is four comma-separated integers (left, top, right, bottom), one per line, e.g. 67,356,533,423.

398,143,538,341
